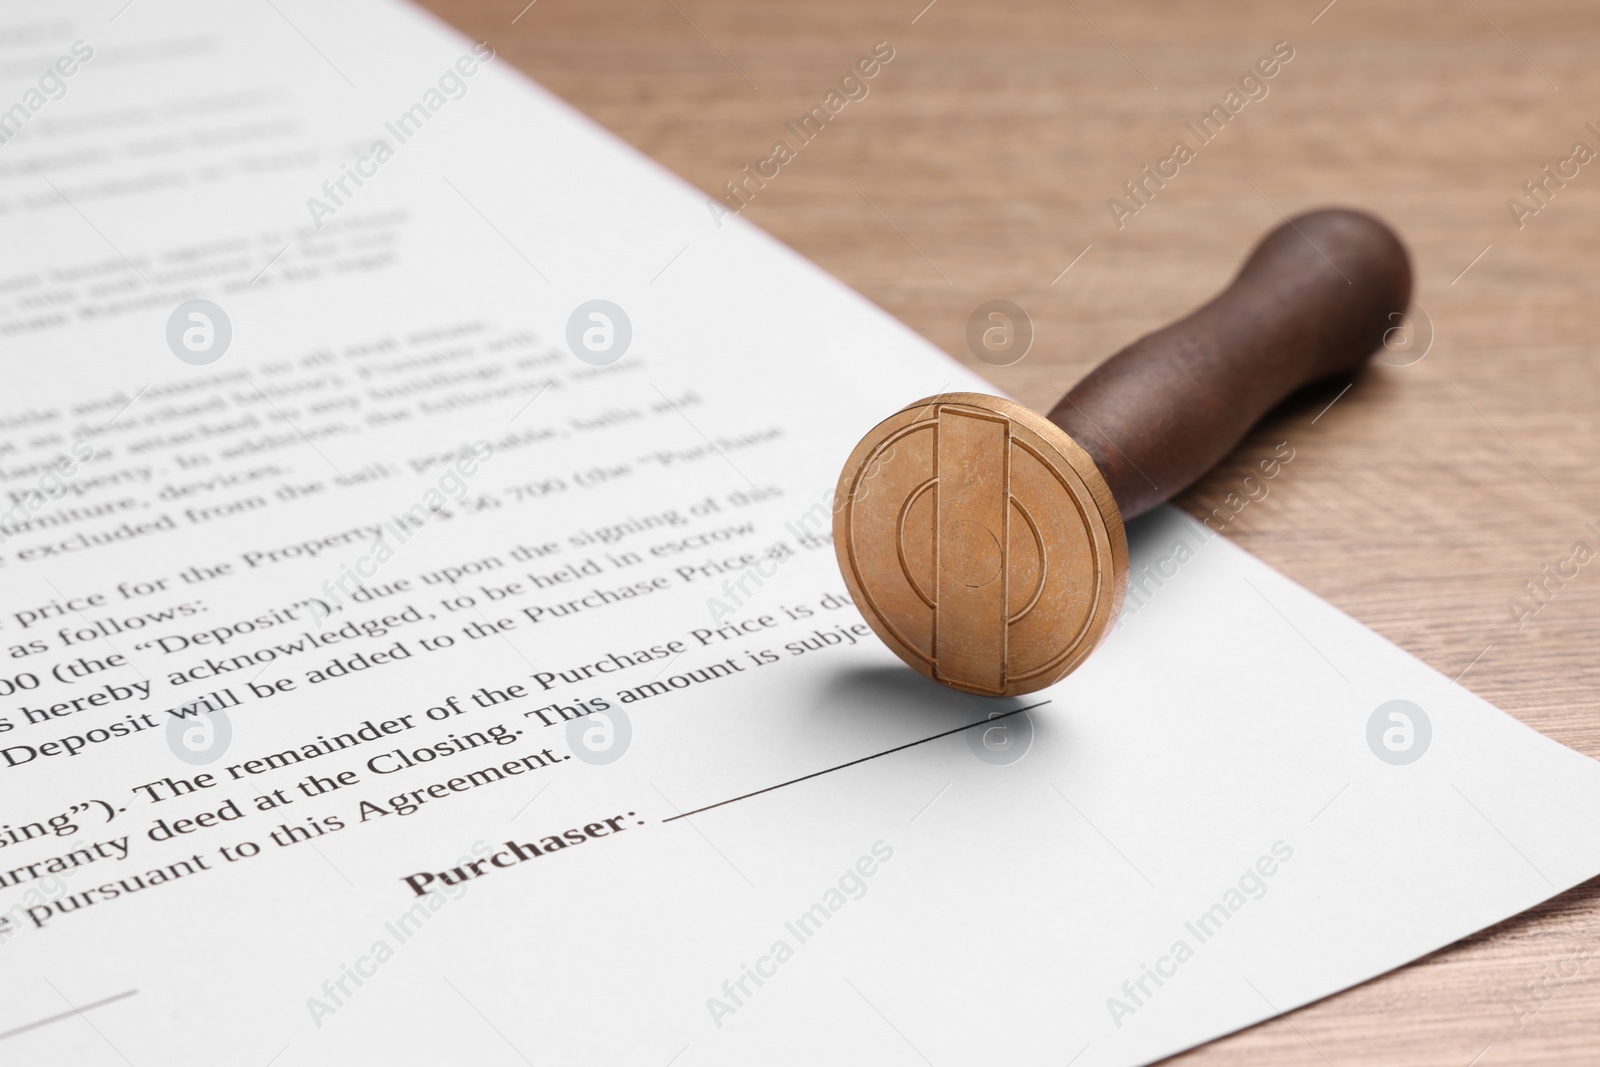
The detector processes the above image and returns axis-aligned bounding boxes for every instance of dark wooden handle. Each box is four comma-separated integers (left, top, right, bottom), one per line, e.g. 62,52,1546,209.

1046,208,1412,520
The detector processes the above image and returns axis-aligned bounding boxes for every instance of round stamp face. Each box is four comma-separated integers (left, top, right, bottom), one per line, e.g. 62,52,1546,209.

833,393,1126,697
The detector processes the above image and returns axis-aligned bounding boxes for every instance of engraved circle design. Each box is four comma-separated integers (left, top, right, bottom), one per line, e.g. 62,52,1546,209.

833,393,1127,697
943,519,1003,588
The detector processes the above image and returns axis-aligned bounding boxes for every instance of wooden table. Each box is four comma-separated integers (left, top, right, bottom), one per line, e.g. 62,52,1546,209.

419,0,1600,1061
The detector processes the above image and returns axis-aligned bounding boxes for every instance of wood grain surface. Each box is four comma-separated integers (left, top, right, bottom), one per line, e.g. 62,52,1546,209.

415,0,1600,1062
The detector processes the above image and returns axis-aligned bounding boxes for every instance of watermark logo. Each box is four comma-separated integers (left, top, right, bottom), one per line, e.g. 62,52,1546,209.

1366,699,1430,765
705,841,894,1028
567,706,631,765
309,441,494,624
1507,127,1598,231
966,707,1033,766
166,300,232,365
166,708,232,765
1106,840,1294,1028
566,300,631,365
706,41,896,225
1507,930,1599,1031
305,43,496,229
1107,40,1295,229
308,840,490,1027
1509,530,1597,630
965,299,1032,367
0,438,95,545
0,40,94,147
1377,304,1434,367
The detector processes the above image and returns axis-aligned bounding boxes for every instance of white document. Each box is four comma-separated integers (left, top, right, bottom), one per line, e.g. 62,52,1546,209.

0,3,1596,1065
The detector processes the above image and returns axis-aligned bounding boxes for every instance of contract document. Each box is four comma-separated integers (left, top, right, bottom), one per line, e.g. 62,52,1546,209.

1,3,1598,1065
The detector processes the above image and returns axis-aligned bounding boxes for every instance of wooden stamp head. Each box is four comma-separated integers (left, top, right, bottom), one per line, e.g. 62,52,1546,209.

835,209,1412,696
834,393,1125,696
